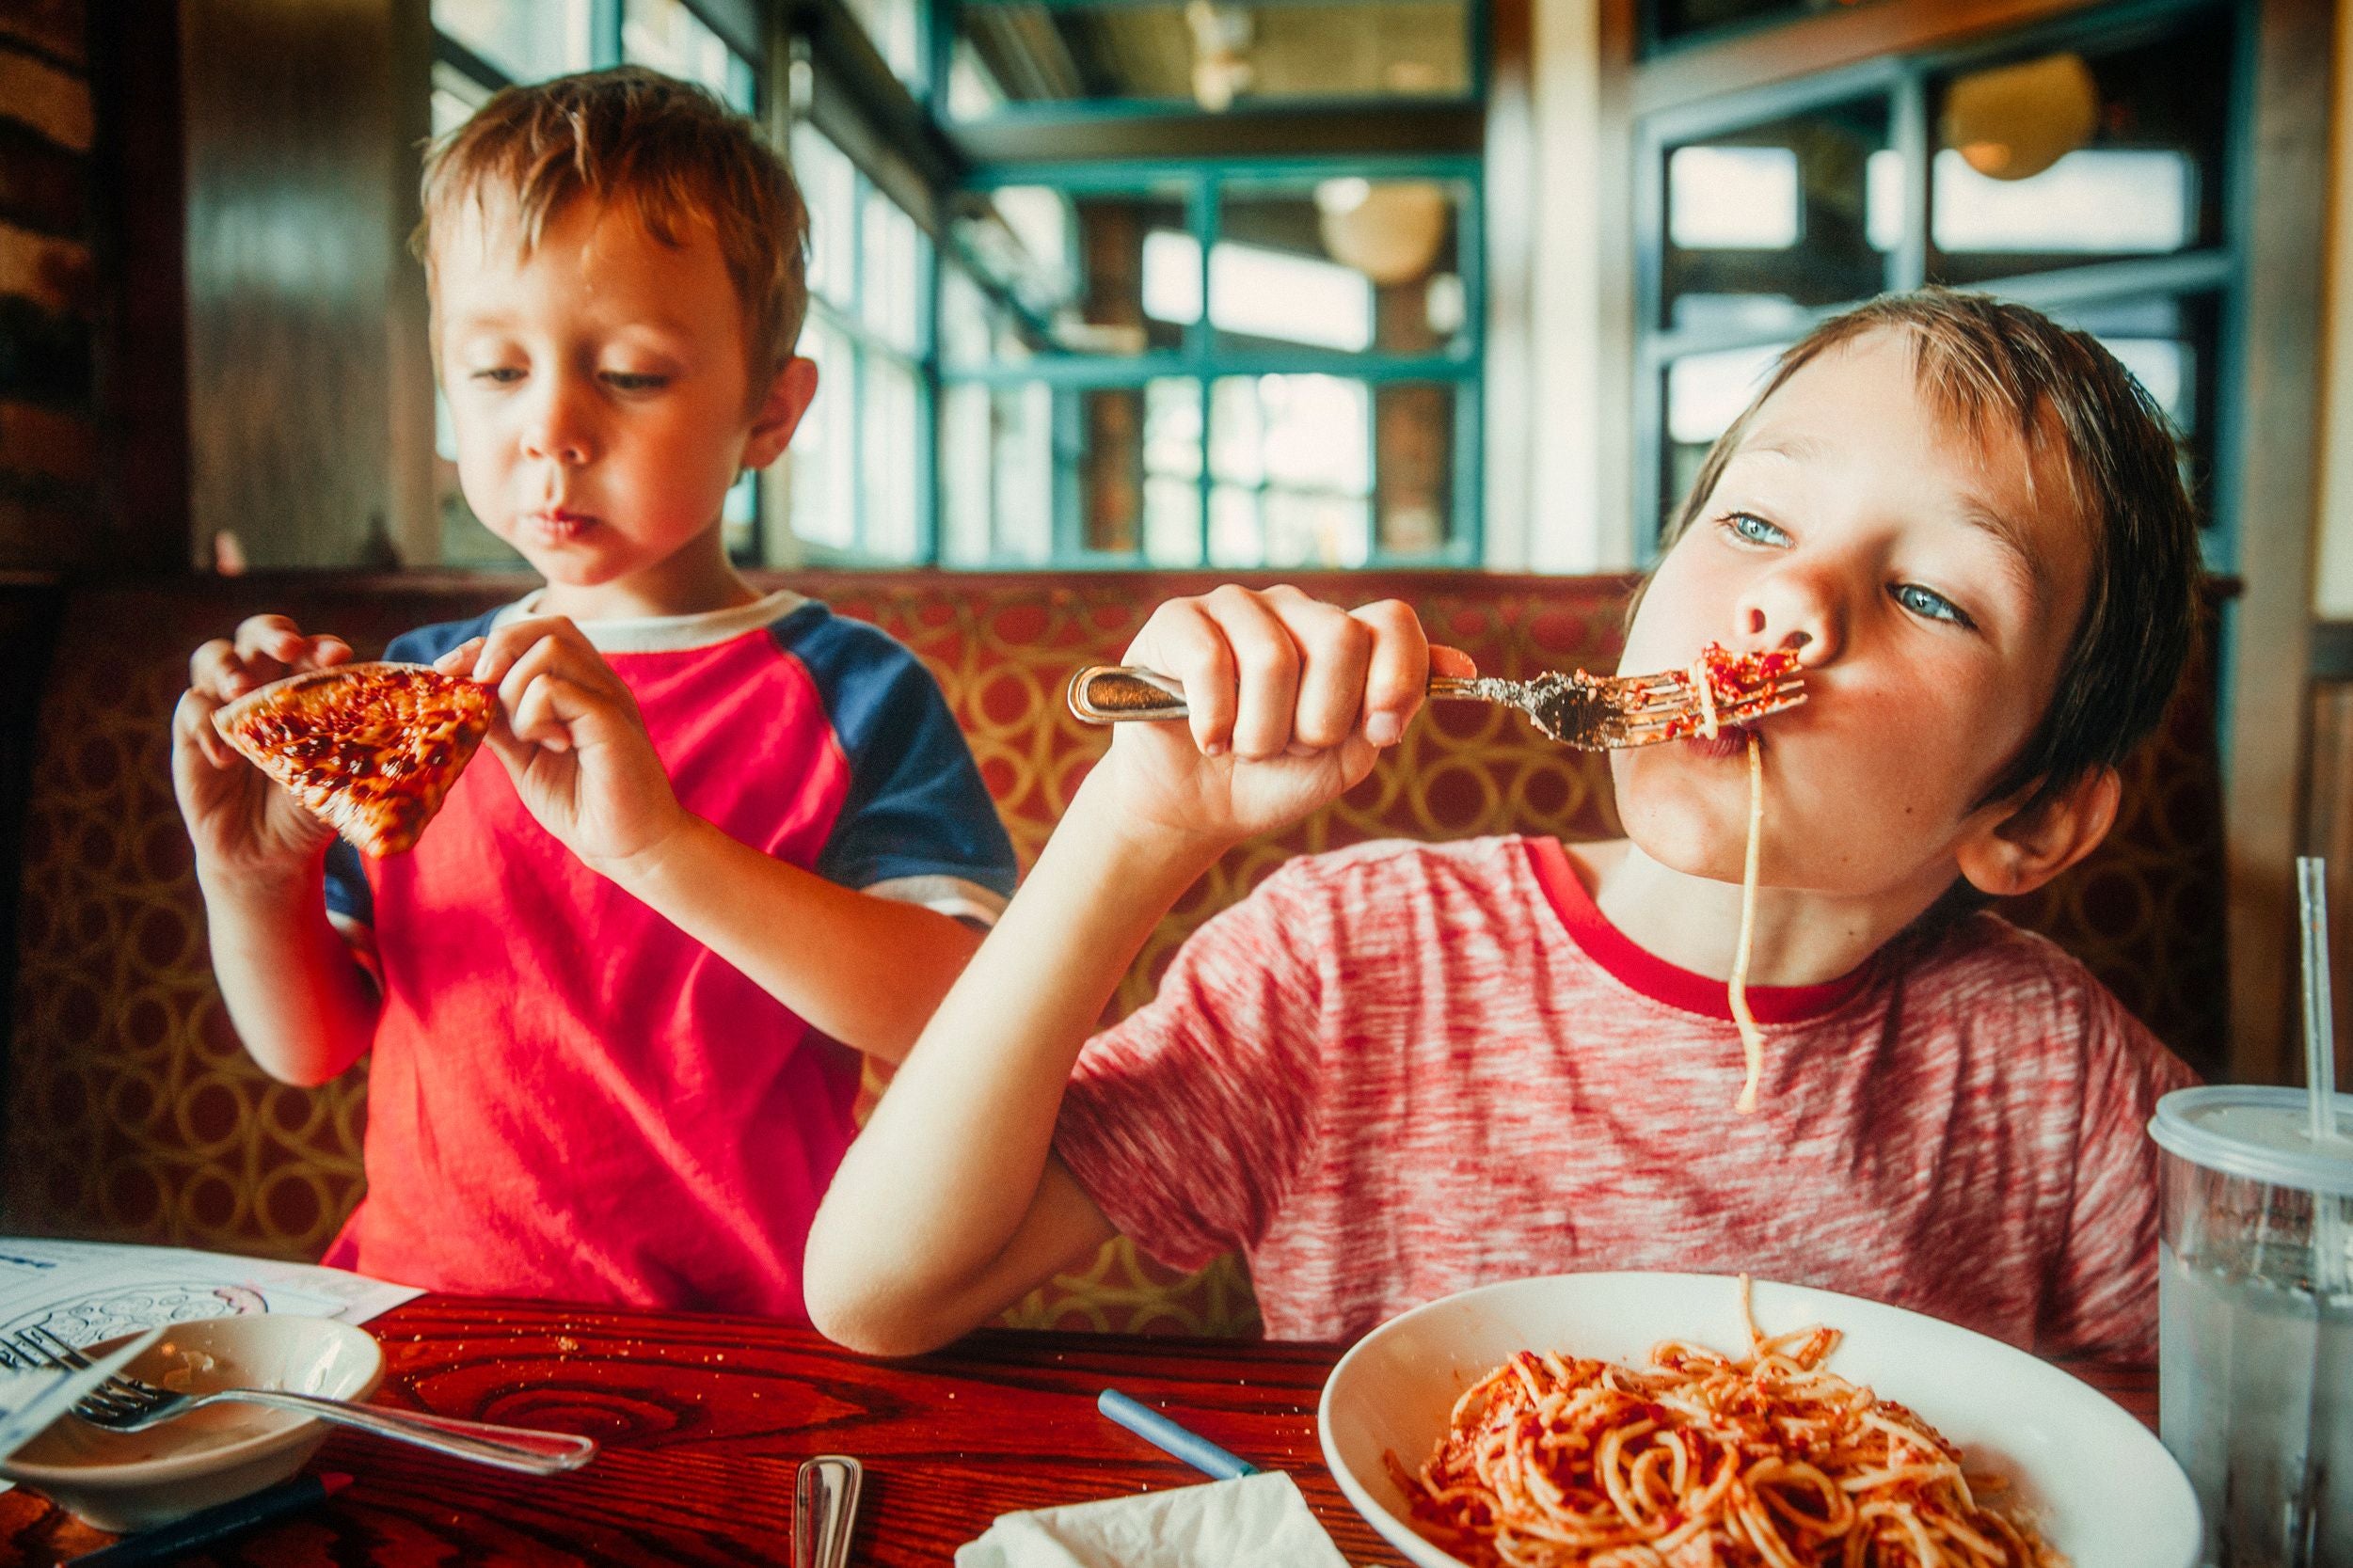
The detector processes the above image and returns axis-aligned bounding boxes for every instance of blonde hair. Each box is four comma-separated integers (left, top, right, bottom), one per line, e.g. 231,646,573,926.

414,66,810,396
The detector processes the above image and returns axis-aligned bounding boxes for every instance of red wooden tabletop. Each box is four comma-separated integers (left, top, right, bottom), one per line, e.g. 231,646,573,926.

0,1294,2158,1566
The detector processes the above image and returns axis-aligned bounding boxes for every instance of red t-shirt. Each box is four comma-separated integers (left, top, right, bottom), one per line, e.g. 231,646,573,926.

1055,835,2194,1357
318,592,1015,1315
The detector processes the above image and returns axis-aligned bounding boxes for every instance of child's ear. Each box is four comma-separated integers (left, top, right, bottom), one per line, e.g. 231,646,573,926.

741,356,820,470
1953,765,2121,898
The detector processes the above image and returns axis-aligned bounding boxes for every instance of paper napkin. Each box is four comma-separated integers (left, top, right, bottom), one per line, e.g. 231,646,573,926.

0,1327,164,1462
954,1470,1351,1568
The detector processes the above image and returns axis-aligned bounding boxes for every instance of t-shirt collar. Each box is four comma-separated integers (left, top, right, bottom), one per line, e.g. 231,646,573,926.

1524,836,1875,1024
491,587,806,654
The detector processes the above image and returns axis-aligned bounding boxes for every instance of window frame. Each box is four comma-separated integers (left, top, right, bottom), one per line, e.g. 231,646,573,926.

939,152,1487,569
1630,0,2252,574
780,120,942,565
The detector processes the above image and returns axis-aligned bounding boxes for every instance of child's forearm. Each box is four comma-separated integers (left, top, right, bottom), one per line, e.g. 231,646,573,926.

596,816,988,1061
803,772,1220,1353
198,862,379,1087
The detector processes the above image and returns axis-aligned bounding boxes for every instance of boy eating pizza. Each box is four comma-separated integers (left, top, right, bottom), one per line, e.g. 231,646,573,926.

171,69,1014,1317
803,289,2201,1360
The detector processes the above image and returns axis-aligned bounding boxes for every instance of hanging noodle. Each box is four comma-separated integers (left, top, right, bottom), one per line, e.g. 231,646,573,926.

1391,1278,2067,1568
1730,730,1767,1115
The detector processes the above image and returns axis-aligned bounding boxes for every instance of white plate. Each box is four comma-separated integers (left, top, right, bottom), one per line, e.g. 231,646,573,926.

1318,1272,2199,1568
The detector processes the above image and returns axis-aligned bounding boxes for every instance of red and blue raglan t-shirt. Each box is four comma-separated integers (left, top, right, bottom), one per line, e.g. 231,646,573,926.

316,590,1016,1316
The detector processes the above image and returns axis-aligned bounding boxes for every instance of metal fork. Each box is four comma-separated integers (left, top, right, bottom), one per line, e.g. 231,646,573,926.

1,1324,596,1475
1067,664,1804,750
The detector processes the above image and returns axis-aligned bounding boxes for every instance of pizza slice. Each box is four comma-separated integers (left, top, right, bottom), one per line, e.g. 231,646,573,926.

213,661,496,856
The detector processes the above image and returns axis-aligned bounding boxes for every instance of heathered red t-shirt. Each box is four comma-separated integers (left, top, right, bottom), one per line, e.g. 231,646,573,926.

1055,835,2194,1358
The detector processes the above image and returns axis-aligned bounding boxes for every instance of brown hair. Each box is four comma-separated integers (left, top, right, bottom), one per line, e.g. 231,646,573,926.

414,66,810,398
1662,287,2200,815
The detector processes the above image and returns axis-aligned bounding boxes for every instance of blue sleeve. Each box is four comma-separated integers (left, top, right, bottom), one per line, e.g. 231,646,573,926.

775,606,1018,905
322,611,503,927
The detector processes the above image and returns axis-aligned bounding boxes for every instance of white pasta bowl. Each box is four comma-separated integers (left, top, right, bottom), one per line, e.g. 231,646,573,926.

0,1314,383,1532
1318,1271,2198,1568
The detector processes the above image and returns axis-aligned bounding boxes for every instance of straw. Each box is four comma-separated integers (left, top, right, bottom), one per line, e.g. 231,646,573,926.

2297,858,2348,1304
2297,857,2342,1144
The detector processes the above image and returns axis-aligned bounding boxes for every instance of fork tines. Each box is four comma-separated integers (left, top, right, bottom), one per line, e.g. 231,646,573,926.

3,1323,159,1419
1620,678,1807,745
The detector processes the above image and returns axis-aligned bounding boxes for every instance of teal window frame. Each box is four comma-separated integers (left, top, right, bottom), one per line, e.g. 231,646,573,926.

784,121,942,565
1630,0,2250,578
940,152,1486,569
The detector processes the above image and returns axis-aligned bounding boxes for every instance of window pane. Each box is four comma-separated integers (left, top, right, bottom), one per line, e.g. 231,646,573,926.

861,356,922,560
432,61,492,136
1077,388,1145,554
722,469,757,559
623,0,756,111
940,259,1031,371
1928,14,2231,284
950,1,1471,117
2040,293,2218,524
1662,342,1787,515
845,0,924,88
435,0,593,83
939,381,1056,564
1374,382,1455,554
949,184,1190,357
787,318,857,552
1209,374,1374,567
1143,379,1203,566
794,126,860,315
1213,180,1471,357
1662,94,1892,333
861,188,925,356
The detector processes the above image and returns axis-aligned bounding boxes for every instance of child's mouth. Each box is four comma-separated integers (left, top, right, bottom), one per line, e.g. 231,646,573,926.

519,510,596,546
1682,725,1759,762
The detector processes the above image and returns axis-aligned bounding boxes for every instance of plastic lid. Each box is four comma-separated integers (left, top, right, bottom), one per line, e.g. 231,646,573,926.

2149,1085,2353,1196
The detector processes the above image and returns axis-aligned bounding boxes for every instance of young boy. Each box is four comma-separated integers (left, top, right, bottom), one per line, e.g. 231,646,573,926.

171,69,1015,1317
803,289,2201,1361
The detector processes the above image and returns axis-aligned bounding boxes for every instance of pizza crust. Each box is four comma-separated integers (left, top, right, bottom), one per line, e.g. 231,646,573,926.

213,660,496,856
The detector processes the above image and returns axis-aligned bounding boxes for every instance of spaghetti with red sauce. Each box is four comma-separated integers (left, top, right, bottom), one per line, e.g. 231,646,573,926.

1391,1281,2066,1567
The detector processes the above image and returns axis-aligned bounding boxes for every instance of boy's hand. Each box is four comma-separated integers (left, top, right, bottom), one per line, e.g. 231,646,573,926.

1088,585,1471,852
446,617,690,872
173,616,352,883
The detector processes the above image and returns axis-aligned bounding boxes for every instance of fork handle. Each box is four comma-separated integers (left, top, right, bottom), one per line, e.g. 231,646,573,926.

1069,665,1488,724
213,1390,596,1474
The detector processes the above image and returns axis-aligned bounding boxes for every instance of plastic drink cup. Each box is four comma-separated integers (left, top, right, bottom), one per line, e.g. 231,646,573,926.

2152,1085,2353,1567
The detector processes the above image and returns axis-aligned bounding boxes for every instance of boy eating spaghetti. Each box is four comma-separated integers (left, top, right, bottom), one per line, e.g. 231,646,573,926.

804,289,2199,1360
170,70,1014,1315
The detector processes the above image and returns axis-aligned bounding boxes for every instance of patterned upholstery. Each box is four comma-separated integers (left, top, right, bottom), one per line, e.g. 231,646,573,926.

0,572,2227,1338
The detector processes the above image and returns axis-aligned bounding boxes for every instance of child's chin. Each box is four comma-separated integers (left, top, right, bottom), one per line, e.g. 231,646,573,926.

1617,804,1753,886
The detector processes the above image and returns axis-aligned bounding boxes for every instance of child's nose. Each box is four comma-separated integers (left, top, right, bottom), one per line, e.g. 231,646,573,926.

521,383,596,467
1738,583,1840,668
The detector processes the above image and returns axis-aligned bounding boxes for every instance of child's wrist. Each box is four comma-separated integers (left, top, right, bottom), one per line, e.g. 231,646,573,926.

581,808,707,892
195,848,326,912
1065,766,1236,874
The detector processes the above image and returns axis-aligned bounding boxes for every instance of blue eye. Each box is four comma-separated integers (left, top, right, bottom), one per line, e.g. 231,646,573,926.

602,372,669,392
1893,582,1972,627
1723,512,1790,547
469,367,523,385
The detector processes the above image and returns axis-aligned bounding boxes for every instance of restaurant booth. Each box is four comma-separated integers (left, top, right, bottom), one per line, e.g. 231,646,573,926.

0,0,2340,1560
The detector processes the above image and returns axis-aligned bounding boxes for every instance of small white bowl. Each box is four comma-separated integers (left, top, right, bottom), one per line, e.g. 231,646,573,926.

1319,1271,2201,1568
0,1314,383,1532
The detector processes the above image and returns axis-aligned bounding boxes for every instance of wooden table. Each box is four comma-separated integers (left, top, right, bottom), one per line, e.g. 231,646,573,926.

0,1295,2158,1566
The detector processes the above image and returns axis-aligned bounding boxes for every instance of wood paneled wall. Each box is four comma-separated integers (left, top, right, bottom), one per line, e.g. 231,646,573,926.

179,0,433,570
2300,670,2353,1092
0,0,103,568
